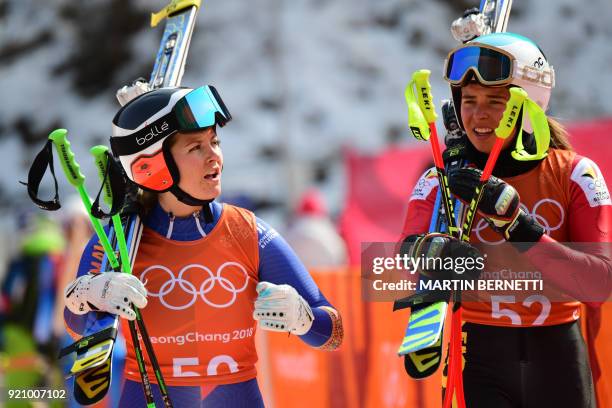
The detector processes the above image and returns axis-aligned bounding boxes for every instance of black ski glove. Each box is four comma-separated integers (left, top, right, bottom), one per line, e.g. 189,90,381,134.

448,167,544,246
400,233,484,281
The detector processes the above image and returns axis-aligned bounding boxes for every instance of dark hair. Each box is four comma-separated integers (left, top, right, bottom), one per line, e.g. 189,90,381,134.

547,117,573,151
137,189,158,215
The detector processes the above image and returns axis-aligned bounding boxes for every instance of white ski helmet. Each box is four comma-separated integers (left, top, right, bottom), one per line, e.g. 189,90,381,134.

444,32,555,132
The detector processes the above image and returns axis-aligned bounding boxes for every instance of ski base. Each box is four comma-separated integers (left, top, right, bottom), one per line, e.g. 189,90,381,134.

74,356,113,405
398,301,447,355
404,334,444,379
59,318,118,377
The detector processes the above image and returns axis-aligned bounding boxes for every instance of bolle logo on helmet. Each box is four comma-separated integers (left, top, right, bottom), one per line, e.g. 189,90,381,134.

136,121,170,145
520,65,554,87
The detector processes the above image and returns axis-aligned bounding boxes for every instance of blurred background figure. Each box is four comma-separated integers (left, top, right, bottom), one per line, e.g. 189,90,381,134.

285,189,347,269
0,210,66,407
53,195,91,339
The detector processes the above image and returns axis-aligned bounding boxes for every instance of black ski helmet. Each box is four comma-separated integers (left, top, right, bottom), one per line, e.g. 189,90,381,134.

110,85,231,214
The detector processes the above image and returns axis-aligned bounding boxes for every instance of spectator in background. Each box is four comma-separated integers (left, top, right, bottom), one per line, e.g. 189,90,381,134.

285,189,348,269
0,211,65,395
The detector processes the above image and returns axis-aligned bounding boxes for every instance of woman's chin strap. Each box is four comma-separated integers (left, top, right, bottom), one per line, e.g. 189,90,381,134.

170,186,214,223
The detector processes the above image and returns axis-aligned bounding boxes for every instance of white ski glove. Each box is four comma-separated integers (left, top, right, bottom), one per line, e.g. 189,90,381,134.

253,282,314,335
64,273,148,321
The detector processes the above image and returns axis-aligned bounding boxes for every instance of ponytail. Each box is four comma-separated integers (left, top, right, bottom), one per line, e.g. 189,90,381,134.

547,117,573,151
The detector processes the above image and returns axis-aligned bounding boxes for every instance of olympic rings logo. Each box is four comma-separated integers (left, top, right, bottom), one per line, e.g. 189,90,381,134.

474,198,565,245
141,262,249,310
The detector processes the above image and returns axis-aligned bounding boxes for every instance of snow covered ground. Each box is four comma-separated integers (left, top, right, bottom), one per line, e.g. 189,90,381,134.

1,0,611,262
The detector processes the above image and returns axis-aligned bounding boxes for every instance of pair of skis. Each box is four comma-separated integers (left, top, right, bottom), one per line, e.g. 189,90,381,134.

54,0,203,405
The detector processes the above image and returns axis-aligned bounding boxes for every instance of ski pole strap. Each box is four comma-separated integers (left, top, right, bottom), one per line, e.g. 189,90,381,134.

90,150,127,219
22,139,61,211
58,326,118,359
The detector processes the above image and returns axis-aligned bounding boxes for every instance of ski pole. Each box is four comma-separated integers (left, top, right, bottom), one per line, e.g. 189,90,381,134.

459,87,527,242
48,130,158,407
442,87,527,408
91,145,174,408
49,129,161,407
411,69,459,237
406,72,467,407
90,146,159,407
49,130,119,266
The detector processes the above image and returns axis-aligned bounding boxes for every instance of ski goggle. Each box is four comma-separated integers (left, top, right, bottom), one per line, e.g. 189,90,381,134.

111,85,232,192
112,85,231,155
173,85,232,131
444,44,553,88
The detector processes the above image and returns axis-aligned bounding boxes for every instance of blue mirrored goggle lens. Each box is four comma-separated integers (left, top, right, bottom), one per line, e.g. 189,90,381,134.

447,46,512,83
175,86,230,130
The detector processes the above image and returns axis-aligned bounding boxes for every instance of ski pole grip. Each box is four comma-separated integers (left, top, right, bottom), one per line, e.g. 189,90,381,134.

413,69,438,123
495,87,527,139
90,145,113,206
405,80,430,141
49,129,85,188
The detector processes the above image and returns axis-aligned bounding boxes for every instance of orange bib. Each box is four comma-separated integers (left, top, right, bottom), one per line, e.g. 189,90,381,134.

463,149,581,327
122,204,260,385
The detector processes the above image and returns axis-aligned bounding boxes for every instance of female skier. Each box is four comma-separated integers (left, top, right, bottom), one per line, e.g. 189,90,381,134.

63,85,343,407
402,32,611,407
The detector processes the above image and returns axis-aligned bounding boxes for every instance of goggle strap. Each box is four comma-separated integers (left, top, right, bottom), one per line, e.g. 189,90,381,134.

21,140,61,211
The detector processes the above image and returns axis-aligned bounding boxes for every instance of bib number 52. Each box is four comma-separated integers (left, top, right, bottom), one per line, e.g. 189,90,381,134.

490,295,551,326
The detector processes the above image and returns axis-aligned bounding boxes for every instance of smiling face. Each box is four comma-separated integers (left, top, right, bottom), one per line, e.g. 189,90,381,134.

460,83,517,153
169,126,223,201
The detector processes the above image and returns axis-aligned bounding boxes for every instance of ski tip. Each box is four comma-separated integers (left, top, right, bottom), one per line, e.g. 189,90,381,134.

151,0,202,27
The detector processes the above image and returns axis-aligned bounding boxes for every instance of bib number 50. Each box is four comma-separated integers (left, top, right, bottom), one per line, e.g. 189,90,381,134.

173,355,239,377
